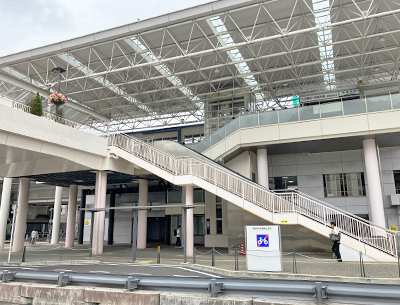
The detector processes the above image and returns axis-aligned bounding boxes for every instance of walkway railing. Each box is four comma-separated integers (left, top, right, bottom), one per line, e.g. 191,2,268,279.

108,133,398,257
11,101,105,135
189,92,400,152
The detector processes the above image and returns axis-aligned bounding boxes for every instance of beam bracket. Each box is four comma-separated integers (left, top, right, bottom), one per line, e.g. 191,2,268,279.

57,272,71,287
2,270,15,283
313,282,327,304
208,278,224,297
126,276,140,291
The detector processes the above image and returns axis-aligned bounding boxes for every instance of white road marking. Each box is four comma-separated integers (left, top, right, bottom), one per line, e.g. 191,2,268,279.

128,273,151,276
173,275,199,278
53,269,73,272
89,271,111,274
176,267,221,278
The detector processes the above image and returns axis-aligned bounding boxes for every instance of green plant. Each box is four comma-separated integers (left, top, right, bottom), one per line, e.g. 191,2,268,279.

30,92,43,116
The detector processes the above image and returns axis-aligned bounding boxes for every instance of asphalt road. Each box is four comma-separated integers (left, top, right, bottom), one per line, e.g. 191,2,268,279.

0,263,221,278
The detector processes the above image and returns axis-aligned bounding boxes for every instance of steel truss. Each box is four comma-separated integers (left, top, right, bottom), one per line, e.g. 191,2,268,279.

1,0,400,131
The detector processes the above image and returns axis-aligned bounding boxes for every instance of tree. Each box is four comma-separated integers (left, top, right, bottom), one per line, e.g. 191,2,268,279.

30,93,43,116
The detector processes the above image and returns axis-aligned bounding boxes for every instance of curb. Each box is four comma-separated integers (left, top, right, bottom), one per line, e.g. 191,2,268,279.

0,260,101,267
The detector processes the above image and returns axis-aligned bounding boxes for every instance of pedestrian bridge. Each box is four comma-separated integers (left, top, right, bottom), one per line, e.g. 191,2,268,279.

0,102,397,262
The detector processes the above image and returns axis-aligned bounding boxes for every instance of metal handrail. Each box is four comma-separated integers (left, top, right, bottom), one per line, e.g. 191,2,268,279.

108,133,398,257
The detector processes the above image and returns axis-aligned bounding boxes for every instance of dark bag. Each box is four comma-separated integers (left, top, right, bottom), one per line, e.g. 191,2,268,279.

329,233,340,242
174,229,177,237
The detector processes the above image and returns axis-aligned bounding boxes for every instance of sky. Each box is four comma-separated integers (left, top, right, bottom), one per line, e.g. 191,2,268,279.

0,0,214,57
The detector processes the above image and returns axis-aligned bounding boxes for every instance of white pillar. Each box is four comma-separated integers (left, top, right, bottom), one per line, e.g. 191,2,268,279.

51,186,63,244
93,171,107,255
65,185,78,248
0,178,12,249
363,139,386,228
186,185,194,257
137,179,148,249
257,148,269,188
12,178,30,252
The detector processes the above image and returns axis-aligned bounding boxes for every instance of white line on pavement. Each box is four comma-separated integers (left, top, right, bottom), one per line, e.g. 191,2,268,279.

175,267,221,278
53,269,74,272
89,271,111,274
173,275,199,278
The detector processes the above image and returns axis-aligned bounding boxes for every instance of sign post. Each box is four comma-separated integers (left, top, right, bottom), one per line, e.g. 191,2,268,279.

245,225,282,272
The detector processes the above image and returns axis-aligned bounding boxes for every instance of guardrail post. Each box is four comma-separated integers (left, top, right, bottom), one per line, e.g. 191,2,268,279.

208,278,224,297
125,276,140,292
193,247,196,264
22,246,26,262
2,270,15,283
314,282,327,304
212,246,215,267
57,272,71,287
293,250,297,274
157,246,161,264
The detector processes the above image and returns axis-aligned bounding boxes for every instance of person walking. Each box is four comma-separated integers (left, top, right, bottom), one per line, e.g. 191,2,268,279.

175,225,182,248
31,228,38,246
330,222,342,262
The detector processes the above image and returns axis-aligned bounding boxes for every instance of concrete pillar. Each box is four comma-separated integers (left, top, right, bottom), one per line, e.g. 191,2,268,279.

0,178,12,248
93,171,107,255
186,185,194,257
51,186,63,244
65,185,78,248
12,178,30,252
137,179,148,249
257,148,269,188
363,139,386,228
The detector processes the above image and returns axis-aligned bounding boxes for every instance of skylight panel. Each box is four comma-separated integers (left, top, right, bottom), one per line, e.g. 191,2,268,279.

126,37,201,107
207,16,263,101
312,0,336,90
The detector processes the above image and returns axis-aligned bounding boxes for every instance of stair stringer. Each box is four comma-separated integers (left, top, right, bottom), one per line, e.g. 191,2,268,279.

110,146,397,262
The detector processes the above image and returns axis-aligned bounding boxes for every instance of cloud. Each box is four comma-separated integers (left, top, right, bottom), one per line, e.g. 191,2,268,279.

0,0,213,56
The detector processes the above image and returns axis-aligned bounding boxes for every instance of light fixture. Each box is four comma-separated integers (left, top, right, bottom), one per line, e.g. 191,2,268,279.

374,67,379,72
214,68,220,74
283,83,288,87
110,153,119,159
379,36,386,42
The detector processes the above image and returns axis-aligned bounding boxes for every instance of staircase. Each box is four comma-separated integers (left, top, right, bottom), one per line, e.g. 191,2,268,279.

108,134,398,262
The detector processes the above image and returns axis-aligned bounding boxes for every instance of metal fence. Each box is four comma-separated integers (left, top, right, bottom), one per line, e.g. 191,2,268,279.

108,133,398,257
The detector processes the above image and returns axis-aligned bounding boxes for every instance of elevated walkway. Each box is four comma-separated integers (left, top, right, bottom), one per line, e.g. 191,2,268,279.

0,101,397,262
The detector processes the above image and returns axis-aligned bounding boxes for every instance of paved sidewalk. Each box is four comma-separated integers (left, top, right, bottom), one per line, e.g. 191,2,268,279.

1,242,399,282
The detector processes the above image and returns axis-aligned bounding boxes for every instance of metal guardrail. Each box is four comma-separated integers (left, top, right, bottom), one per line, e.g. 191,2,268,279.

108,133,398,257
1,269,400,305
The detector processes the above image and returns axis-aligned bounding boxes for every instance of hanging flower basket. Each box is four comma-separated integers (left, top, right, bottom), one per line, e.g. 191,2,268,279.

49,93,67,105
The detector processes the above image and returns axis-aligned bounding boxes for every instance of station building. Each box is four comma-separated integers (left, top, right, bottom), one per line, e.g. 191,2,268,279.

0,0,399,261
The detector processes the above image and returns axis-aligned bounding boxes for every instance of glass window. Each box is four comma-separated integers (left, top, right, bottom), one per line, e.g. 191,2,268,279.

394,171,400,194
194,215,205,235
216,220,223,234
252,173,256,182
193,189,204,203
323,173,365,197
323,174,344,197
167,189,181,203
216,196,222,203
270,177,298,190
216,204,222,218
345,173,365,196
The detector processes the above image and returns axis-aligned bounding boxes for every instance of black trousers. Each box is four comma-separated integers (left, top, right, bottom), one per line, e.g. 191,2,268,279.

176,237,181,247
332,241,341,259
